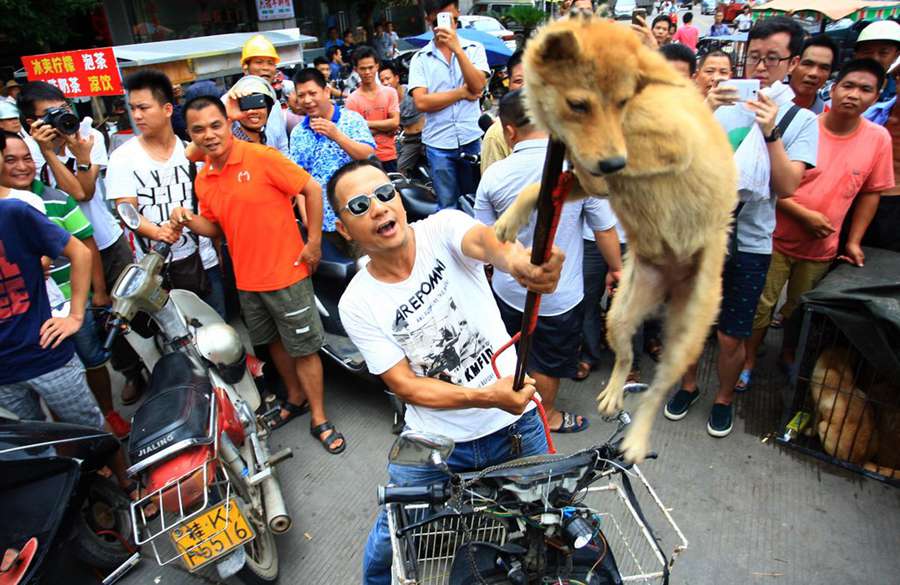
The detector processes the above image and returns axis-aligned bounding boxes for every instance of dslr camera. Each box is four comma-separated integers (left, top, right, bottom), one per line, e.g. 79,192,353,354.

41,106,79,136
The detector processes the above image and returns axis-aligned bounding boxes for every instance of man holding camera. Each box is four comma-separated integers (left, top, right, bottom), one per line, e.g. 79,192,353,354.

408,0,488,209
239,35,289,156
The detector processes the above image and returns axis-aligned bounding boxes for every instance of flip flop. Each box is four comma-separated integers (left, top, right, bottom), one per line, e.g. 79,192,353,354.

769,313,785,329
310,421,346,454
573,361,592,382
734,369,752,393
551,411,590,434
125,480,159,520
268,401,310,430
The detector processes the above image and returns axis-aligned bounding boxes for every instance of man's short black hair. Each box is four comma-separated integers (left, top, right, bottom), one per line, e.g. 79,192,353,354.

313,56,330,67
327,26,337,34
326,45,343,61
507,48,524,74
835,57,886,89
661,43,697,76
326,159,387,218
652,15,670,29
800,35,839,71
353,45,380,67
0,129,26,154
294,67,328,89
183,95,227,121
17,81,66,121
748,16,806,57
698,49,733,69
499,89,531,129
683,12,693,24
424,0,457,16
124,69,175,106
379,62,401,77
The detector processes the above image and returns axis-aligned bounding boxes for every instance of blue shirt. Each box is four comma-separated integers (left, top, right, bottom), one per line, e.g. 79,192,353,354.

0,199,74,384
407,39,489,149
289,105,375,231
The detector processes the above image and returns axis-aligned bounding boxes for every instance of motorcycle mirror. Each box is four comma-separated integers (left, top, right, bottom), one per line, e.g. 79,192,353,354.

387,172,405,183
388,431,455,468
116,202,142,230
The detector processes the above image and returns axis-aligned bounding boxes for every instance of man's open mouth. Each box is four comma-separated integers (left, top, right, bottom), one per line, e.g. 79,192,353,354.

376,220,396,236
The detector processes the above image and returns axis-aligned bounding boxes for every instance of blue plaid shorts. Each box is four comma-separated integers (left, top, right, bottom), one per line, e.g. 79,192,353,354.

0,354,104,428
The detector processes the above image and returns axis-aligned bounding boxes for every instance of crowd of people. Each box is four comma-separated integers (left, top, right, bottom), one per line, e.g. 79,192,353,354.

1,1,900,580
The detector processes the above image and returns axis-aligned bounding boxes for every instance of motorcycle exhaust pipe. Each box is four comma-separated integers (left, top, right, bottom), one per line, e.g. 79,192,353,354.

260,474,292,534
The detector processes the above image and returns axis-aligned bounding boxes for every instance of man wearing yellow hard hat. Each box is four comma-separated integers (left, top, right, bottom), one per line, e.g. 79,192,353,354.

240,34,289,155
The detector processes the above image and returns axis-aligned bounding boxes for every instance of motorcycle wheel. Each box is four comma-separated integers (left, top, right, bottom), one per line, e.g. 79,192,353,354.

220,469,279,584
72,477,135,571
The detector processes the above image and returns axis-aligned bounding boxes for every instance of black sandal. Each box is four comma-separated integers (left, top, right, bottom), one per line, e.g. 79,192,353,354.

310,421,346,455
268,401,310,430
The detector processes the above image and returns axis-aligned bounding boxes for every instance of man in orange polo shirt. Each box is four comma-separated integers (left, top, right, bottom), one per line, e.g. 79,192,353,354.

166,95,345,454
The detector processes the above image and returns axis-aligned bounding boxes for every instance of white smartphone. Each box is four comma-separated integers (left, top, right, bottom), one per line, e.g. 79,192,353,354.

725,79,760,102
437,12,453,29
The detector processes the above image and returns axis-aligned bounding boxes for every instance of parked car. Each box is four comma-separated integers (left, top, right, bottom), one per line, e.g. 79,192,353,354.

614,0,637,19
458,15,518,51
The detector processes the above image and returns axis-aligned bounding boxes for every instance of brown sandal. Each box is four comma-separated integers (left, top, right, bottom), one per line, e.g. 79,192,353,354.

573,361,592,382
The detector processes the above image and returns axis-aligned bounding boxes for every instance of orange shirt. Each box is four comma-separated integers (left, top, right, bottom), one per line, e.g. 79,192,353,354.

196,140,312,292
774,117,895,261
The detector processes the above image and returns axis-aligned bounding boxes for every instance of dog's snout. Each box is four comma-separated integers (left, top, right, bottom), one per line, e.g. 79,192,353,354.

597,156,627,175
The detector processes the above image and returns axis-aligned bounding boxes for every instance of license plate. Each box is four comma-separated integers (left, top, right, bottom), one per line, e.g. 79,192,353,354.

170,498,255,571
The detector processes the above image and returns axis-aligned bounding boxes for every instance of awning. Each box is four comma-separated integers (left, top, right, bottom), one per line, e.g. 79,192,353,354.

753,0,900,22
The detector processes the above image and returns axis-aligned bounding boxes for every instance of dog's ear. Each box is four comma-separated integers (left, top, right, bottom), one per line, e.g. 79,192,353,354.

535,29,580,65
635,46,680,93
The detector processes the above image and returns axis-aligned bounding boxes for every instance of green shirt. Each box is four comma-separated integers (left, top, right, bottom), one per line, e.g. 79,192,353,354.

32,180,93,300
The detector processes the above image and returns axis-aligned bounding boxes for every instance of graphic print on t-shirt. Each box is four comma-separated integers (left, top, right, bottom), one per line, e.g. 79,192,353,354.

0,241,30,320
132,162,197,259
391,258,495,386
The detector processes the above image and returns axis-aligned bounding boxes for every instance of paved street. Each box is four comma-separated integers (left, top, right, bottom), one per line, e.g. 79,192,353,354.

116,326,900,585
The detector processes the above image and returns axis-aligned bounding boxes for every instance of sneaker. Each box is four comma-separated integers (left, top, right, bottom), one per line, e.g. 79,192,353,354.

105,410,131,439
707,403,733,438
664,388,700,421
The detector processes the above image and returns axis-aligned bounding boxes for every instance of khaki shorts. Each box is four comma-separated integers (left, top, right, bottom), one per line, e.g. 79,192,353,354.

239,278,324,357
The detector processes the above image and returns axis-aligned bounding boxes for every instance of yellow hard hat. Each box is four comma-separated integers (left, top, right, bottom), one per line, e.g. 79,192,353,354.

241,35,280,66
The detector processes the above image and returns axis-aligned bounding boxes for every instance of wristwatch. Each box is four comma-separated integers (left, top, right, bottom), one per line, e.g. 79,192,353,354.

76,162,92,172
764,126,781,143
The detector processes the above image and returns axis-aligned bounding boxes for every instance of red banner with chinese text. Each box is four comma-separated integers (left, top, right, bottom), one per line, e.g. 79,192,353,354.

21,48,123,98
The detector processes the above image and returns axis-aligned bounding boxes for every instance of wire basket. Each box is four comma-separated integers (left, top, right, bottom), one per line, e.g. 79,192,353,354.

387,465,688,585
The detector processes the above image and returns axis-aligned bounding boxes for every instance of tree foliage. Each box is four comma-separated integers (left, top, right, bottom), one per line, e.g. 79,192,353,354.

0,0,100,52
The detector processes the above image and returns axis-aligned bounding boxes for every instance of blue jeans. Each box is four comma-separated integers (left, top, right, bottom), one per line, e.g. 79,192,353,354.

361,410,548,585
202,265,227,320
425,140,481,210
72,306,110,369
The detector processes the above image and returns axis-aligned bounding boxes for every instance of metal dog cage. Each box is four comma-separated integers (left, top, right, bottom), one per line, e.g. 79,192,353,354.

779,304,900,487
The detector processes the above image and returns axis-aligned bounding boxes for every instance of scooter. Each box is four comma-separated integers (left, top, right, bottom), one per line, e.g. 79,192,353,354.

313,171,477,434
0,410,136,585
102,202,292,583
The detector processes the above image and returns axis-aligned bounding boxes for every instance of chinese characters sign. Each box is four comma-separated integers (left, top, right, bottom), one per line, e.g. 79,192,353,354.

256,0,294,22
21,48,123,98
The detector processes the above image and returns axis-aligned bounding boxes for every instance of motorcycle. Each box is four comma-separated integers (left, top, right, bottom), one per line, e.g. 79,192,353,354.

102,202,293,583
313,169,477,434
0,410,137,585
378,386,689,585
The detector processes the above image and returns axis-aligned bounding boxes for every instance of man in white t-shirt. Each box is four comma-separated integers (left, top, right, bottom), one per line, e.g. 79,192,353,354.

18,81,147,403
106,70,225,318
475,89,622,434
333,159,563,585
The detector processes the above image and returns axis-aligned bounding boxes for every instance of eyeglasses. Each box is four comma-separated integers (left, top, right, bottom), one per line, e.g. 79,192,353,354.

746,53,792,69
340,182,397,216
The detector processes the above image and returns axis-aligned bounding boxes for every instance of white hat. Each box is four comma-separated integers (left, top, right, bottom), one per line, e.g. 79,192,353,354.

0,101,18,120
856,20,900,45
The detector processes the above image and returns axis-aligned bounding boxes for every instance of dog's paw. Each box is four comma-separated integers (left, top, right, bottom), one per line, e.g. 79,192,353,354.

596,386,623,416
620,426,651,464
493,213,524,243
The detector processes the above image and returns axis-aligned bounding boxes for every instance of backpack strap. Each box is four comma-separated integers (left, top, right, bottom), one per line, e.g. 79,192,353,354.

776,104,802,137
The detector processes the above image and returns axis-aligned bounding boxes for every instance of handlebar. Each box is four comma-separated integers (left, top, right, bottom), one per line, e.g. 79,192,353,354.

103,317,122,351
377,483,450,506
152,240,171,258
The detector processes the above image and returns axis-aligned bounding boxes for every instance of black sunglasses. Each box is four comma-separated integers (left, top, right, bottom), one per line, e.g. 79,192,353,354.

341,182,397,216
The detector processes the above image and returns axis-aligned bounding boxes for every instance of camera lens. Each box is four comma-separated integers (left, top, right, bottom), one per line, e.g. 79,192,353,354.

44,107,79,135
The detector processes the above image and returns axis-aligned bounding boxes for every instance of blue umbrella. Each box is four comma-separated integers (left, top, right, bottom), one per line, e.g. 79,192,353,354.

402,29,513,67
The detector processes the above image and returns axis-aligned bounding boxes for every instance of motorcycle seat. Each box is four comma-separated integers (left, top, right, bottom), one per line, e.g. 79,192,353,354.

316,236,357,285
129,353,214,468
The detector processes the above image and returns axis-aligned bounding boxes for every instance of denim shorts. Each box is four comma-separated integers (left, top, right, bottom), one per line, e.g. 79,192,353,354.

72,306,111,369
